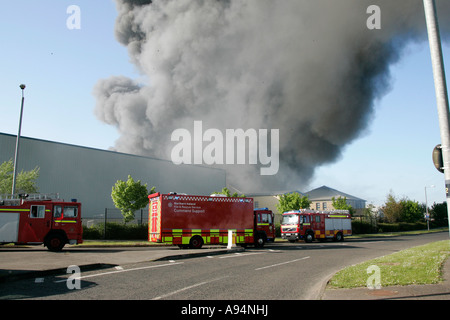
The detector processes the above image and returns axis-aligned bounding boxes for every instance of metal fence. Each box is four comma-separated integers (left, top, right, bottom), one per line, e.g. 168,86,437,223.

83,208,148,228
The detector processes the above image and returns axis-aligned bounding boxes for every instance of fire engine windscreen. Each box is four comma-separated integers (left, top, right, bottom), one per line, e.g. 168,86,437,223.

94,0,450,192
281,214,299,225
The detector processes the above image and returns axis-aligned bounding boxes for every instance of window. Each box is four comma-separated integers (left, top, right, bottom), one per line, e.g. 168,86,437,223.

315,203,320,210
30,205,45,218
64,206,78,218
323,202,327,210
315,215,321,223
281,214,299,225
300,215,310,223
258,213,272,224
54,205,62,218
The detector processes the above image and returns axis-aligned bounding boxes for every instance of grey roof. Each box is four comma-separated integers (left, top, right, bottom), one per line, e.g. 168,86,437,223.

246,190,304,197
304,185,365,202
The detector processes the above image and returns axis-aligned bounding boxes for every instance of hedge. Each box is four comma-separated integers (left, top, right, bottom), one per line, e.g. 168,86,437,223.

83,223,148,240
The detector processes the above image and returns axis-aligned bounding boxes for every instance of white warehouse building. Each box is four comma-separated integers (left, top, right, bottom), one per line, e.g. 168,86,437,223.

0,133,226,222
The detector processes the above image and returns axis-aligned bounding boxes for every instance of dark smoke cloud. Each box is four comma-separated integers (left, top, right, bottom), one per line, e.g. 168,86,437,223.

94,0,450,193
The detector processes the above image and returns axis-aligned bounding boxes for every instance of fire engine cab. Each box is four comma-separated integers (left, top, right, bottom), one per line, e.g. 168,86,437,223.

281,209,352,243
0,193,83,251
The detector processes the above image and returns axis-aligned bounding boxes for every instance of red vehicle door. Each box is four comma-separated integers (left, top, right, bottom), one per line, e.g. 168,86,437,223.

255,209,275,242
52,203,81,240
19,203,52,243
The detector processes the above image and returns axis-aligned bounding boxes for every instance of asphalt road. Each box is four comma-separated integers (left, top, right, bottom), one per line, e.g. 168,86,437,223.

0,232,447,301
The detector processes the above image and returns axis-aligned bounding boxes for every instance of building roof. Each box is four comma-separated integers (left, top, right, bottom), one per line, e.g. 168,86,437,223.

245,190,304,197
304,185,366,202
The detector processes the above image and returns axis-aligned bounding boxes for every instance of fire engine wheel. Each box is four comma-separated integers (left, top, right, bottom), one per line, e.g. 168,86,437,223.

255,233,266,248
305,232,314,243
334,232,344,242
46,234,66,252
189,236,204,249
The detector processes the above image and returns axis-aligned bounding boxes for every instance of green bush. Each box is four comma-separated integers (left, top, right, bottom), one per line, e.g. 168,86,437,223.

351,220,376,234
377,222,428,233
275,223,281,237
83,223,148,240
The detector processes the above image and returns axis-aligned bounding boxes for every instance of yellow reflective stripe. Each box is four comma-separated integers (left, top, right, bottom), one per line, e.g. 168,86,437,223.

0,209,51,212
257,223,269,226
58,220,77,223
329,215,348,218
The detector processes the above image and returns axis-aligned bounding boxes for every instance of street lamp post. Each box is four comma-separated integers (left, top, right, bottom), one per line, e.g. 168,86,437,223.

425,185,435,231
11,84,26,196
423,0,450,238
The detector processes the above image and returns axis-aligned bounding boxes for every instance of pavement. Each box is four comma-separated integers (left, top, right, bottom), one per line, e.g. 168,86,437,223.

1,243,450,300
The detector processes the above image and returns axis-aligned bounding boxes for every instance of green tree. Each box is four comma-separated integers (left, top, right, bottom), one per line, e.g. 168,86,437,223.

277,192,311,213
381,191,424,223
331,196,355,215
111,175,155,223
382,192,403,223
399,199,424,223
0,159,40,194
430,202,448,226
213,187,245,197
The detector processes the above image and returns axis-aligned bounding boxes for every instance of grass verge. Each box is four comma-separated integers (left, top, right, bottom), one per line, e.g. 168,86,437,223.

328,240,450,289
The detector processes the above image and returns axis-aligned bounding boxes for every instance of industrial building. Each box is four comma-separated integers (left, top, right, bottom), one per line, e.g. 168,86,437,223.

0,133,226,222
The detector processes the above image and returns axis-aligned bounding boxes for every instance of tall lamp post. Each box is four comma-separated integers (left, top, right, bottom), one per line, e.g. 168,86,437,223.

423,0,450,238
425,185,435,231
11,84,26,196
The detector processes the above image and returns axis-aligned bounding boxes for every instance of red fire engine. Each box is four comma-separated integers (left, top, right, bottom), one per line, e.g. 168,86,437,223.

281,209,352,243
0,194,83,251
148,193,275,249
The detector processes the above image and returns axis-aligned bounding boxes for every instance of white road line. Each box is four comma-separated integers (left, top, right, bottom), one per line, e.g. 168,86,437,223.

53,261,183,283
219,252,265,259
255,256,310,271
152,277,227,300
359,241,385,244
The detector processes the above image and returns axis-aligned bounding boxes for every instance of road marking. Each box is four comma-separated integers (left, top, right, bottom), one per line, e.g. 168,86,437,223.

152,277,227,300
360,241,385,244
219,252,265,259
53,261,183,283
255,256,310,271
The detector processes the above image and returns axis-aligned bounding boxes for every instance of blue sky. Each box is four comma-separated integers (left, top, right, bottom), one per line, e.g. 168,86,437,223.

1,1,449,207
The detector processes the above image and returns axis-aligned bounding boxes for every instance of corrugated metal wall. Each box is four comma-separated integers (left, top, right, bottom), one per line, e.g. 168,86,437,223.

0,133,226,219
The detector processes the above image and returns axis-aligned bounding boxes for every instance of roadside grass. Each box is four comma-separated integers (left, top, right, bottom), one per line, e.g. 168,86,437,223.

328,240,450,289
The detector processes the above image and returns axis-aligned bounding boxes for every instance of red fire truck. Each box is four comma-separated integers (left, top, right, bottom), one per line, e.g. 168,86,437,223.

148,193,275,249
0,194,83,251
281,209,352,243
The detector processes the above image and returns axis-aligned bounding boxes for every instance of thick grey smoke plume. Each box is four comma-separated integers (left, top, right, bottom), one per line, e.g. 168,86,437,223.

94,0,450,192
